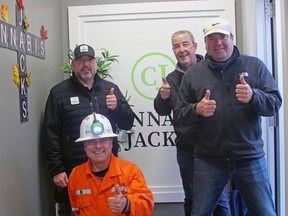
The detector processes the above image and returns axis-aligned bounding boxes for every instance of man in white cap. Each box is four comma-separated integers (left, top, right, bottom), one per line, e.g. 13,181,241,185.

175,17,281,215
68,113,154,216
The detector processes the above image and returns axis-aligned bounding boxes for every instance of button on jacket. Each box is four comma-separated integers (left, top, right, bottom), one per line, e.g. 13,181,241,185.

68,155,154,216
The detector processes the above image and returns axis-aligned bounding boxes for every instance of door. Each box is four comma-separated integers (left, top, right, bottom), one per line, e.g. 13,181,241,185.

68,0,236,202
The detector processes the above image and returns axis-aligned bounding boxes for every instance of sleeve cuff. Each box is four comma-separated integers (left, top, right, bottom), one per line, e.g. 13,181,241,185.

122,196,130,213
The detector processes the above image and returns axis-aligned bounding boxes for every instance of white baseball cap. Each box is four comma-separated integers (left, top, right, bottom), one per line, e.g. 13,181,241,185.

76,113,118,142
203,18,232,37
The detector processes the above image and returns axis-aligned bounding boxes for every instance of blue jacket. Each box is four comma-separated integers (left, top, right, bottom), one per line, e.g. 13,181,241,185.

44,73,134,176
175,46,282,160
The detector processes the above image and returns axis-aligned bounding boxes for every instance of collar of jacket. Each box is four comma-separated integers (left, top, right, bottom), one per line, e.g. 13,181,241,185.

85,154,121,179
205,45,240,71
196,54,204,62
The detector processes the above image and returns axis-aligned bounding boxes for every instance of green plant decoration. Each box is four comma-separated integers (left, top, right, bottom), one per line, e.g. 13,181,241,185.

60,48,74,74
124,90,134,108
96,48,119,79
61,47,119,79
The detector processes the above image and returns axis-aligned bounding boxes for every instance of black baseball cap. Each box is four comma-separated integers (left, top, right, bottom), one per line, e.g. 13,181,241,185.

74,44,95,60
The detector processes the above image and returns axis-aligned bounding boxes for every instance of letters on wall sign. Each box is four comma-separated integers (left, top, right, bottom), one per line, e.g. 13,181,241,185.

0,1,47,123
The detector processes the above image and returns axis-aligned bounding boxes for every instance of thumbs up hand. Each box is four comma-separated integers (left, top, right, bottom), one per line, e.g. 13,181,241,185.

159,77,171,100
107,185,128,213
106,87,117,110
204,89,211,100
236,75,253,103
195,90,216,117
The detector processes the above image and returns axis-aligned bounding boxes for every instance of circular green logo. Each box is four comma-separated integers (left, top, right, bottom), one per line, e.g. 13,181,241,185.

131,52,175,100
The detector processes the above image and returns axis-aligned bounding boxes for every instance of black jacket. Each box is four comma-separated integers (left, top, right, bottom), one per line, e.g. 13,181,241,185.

154,54,203,149
175,46,282,160
44,73,134,176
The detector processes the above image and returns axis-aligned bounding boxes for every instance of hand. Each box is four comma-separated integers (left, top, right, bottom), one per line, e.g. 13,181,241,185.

107,185,128,213
159,77,171,100
106,88,117,110
53,172,68,188
195,90,216,117
235,75,253,103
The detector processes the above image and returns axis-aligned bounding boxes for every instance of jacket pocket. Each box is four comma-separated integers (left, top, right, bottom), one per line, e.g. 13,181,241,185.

76,190,92,209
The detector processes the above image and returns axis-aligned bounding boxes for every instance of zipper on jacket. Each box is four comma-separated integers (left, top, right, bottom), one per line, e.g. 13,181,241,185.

90,96,100,113
220,70,224,80
226,81,231,107
221,70,230,158
90,102,93,112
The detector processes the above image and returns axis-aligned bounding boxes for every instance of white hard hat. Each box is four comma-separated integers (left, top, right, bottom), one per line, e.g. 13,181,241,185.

75,113,118,142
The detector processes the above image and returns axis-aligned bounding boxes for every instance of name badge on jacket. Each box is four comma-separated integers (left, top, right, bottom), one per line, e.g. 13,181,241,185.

70,96,80,105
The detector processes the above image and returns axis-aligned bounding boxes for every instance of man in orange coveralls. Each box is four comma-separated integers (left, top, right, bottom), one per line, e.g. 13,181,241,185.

68,112,154,216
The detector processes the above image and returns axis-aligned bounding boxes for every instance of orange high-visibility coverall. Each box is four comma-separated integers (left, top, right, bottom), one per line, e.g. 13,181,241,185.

68,154,154,216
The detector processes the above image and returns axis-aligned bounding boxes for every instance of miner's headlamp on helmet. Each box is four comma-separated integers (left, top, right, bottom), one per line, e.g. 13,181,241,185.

75,113,118,142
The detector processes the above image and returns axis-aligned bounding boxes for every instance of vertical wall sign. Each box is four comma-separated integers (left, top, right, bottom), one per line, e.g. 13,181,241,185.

0,1,46,123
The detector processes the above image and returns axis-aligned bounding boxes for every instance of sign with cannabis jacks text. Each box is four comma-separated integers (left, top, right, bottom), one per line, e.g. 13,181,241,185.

0,0,47,122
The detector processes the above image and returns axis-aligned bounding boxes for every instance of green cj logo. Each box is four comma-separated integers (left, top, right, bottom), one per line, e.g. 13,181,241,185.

131,52,176,100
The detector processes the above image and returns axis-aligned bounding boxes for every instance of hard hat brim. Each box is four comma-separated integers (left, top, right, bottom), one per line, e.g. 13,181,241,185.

75,133,118,142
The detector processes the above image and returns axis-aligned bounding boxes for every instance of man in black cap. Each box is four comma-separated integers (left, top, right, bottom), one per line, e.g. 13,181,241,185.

44,44,134,215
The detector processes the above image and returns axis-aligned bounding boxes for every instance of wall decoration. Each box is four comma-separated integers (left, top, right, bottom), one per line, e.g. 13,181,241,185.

23,16,29,32
0,0,47,123
26,69,31,86
12,64,20,87
16,0,24,10
1,3,8,22
40,25,48,40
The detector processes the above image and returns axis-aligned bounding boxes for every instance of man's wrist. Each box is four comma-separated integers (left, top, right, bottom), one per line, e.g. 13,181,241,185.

122,196,130,213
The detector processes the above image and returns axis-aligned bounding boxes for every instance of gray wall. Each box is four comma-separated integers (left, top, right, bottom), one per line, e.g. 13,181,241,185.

0,0,62,215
